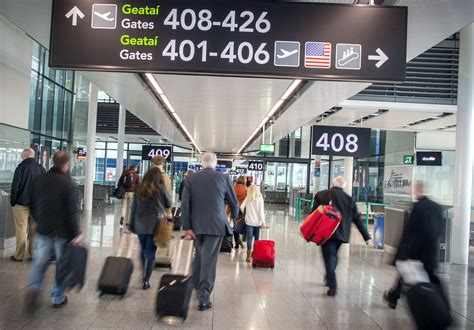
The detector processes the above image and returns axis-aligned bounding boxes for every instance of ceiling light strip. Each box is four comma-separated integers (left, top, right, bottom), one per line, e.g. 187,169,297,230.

237,79,302,154
145,73,201,153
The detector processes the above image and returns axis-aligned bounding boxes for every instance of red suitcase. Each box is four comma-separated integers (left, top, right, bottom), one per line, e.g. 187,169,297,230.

300,205,342,245
252,240,275,269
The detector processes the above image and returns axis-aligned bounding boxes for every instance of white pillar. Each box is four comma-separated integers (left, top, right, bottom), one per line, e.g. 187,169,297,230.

116,104,126,183
452,23,474,265
84,83,98,211
344,157,354,196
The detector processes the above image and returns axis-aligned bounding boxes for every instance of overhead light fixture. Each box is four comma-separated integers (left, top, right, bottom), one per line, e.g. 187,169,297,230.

404,112,453,128
237,79,302,154
145,73,201,153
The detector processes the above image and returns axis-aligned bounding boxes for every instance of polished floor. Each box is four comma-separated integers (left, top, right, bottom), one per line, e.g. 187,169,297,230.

1,203,474,329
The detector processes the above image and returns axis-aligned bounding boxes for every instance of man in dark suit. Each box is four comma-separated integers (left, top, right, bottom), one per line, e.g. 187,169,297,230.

384,181,445,309
312,176,371,297
182,153,239,311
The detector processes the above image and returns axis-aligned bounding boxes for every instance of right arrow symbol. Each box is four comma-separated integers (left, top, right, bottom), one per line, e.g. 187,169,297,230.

65,6,85,26
368,48,389,68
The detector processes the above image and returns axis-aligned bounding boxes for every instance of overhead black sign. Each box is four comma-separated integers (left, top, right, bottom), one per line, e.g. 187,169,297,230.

416,152,442,166
141,145,173,160
312,125,371,157
50,0,407,82
217,160,233,168
235,166,247,175
248,160,264,172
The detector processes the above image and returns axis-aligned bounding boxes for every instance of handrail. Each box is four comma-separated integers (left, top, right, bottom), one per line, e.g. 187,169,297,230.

295,196,314,224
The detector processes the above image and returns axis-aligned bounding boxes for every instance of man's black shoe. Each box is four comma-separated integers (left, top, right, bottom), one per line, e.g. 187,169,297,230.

327,287,337,297
383,290,397,309
198,302,212,311
11,256,22,262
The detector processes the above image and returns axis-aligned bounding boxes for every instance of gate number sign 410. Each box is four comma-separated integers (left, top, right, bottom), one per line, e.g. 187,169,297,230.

248,161,264,171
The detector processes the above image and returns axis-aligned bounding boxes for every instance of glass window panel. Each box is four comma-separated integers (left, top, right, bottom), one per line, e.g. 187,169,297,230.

52,87,65,139
55,70,66,87
107,142,117,150
43,50,56,81
62,91,73,140
105,150,117,182
41,79,55,136
95,142,106,149
95,149,106,182
128,143,143,151
31,42,41,72
64,71,74,91
29,71,41,132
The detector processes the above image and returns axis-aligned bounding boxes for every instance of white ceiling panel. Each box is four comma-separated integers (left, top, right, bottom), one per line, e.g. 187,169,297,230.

321,108,376,126
153,74,292,152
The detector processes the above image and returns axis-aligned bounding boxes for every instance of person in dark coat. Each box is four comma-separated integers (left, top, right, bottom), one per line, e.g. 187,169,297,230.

311,176,371,297
128,167,171,290
10,148,45,261
26,151,82,309
384,181,446,309
182,153,239,311
118,165,140,226
178,170,193,201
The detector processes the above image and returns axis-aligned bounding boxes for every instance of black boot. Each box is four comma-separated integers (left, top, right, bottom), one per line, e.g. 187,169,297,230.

142,259,153,290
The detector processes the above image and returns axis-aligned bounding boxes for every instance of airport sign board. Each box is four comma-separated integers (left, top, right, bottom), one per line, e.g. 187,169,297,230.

50,0,407,82
141,145,172,160
311,125,371,157
260,144,275,153
416,152,442,166
248,160,265,172
403,155,414,165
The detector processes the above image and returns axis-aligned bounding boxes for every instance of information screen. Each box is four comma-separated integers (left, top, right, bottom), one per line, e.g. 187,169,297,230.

311,125,371,157
141,145,173,160
50,0,407,82
416,152,442,166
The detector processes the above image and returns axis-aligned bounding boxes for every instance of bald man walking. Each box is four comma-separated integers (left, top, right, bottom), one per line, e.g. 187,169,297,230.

10,148,45,262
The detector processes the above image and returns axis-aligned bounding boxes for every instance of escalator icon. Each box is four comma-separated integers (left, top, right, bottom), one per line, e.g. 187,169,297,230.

335,44,362,70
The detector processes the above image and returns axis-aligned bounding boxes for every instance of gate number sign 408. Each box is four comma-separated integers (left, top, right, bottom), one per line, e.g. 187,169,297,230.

148,148,171,159
316,133,359,153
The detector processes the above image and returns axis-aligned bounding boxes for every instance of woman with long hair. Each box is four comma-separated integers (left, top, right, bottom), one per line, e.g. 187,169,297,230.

240,185,266,262
231,176,247,249
129,167,171,290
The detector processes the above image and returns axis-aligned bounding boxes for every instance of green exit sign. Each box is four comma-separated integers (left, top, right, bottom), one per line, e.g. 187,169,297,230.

260,144,275,153
403,155,414,164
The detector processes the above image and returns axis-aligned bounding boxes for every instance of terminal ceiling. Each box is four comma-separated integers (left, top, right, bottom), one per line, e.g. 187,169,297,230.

1,0,473,152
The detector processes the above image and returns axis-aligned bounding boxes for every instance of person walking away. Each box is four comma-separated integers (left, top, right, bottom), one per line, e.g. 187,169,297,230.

10,148,45,262
178,170,193,202
25,151,82,309
240,185,266,262
228,176,247,249
118,165,140,226
311,176,371,297
384,181,447,309
128,167,171,290
182,153,239,311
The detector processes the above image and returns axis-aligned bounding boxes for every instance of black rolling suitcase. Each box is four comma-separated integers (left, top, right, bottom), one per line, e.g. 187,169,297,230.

64,245,88,291
407,283,451,329
98,236,135,297
156,237,194,320
220,236,233,253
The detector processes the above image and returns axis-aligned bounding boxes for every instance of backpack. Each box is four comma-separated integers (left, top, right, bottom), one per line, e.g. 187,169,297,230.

123,173,134,189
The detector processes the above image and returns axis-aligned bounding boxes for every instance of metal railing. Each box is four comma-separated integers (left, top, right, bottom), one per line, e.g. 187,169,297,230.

295,196,314,223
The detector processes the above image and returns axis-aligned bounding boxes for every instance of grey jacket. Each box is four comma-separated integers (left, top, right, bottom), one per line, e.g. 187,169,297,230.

182,168,239,236
129,188,171,235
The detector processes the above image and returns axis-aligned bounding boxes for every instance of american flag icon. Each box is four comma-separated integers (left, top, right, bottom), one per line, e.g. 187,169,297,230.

305,42,332,69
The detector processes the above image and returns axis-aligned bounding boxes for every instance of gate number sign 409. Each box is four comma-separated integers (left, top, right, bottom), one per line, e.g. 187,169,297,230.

316,133,359,153
148,148,171,159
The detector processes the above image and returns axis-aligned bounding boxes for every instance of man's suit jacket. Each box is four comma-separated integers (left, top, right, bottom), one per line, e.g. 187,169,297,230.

182,168,239,236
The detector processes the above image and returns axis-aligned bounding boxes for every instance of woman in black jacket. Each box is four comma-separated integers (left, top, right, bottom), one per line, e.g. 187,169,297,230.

312,176,371,297
129,167,171,290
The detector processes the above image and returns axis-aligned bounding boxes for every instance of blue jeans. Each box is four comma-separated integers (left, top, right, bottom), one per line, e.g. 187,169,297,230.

138,234,156,262
246,225,260,251
321,239,343,289
27,234,69,304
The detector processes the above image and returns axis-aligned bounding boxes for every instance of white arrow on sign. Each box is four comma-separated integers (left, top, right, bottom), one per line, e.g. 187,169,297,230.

65,6,85,26
368,48,389,68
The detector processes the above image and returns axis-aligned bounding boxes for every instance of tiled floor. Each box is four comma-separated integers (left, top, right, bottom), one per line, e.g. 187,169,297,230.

1,203,474,329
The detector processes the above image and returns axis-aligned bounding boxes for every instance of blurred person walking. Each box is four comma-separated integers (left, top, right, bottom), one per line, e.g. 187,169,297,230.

25,151,82,309
311,176,371,296
10,148,45,262
118,165,140,226
182,153,239,311
384,181,447,309
227,176,247,249
128,167,171,290
178,170,193,202
240,185,266,262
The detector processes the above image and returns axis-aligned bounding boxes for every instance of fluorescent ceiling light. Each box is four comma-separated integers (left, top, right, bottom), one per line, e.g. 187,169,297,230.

145,73,164,95
237,79,302,154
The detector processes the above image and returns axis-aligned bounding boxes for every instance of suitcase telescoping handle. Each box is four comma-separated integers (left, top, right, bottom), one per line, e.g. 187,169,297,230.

173,236,194,276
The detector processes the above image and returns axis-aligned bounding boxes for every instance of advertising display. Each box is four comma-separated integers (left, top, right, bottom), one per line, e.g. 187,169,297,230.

311,125,371,157
383,165,413,197
50,0,407,82
416,151,442,166
141,145,172,160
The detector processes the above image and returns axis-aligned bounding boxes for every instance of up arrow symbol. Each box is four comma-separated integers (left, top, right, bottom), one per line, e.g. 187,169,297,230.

368,48,389,68
65,6,85,26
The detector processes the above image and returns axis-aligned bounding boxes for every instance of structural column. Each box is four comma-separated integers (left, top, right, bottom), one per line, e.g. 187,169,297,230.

344,157,354,196
452,23,474,265
84,83,98,211
116,104,126,182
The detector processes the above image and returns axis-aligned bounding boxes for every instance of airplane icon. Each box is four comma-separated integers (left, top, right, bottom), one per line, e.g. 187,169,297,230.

94,11,114,21
277,49,298,59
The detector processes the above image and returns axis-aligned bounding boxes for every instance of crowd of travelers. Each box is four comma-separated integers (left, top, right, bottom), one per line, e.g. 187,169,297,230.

9,148,450,327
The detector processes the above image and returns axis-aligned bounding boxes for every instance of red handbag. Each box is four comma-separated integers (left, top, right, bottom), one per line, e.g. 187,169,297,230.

300,203,342,245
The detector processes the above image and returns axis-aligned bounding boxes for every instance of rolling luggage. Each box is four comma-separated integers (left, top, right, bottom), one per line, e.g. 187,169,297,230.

62,245,88,291
220,236,233,253
407,283,451,329
252,240,275,269
300,204,342,246
156,237,194,320
172,207,182,231
98,235,135,297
